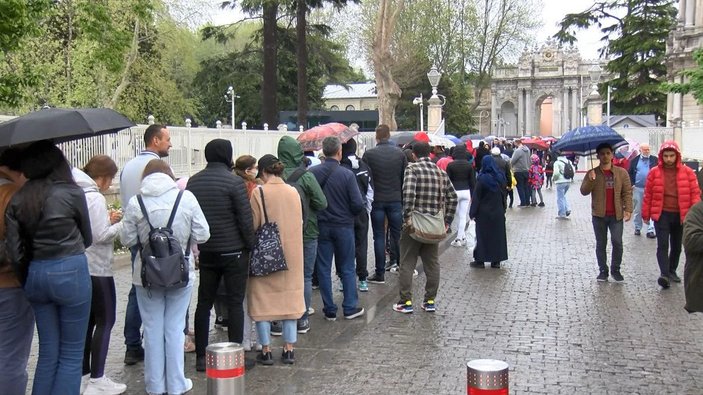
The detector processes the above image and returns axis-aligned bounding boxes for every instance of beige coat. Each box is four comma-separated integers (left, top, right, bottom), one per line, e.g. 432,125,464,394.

247,177,305,321
580,165,633,221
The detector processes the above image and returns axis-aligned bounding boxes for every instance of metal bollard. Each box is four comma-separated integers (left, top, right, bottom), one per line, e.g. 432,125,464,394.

206,342,245,395
466,359,509,395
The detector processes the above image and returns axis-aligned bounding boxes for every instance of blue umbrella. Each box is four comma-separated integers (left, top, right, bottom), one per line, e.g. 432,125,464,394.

552,125,627,156
444,134,461,144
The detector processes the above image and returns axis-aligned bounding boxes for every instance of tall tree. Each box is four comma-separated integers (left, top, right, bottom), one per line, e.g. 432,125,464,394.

665,49,703,106
372,0,404,130
554,0,677,119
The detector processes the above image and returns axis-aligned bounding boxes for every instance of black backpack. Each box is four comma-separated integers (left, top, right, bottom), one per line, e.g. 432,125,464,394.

285,167,310,232
137,191,190,290
561,159,575,180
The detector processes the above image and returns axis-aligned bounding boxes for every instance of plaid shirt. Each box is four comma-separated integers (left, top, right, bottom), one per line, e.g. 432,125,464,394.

402,157,458,225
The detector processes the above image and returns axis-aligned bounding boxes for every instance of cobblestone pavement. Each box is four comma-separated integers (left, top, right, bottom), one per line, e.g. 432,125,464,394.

26,175,703,394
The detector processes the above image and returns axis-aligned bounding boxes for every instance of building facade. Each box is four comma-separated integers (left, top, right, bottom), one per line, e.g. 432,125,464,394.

323,83,378,111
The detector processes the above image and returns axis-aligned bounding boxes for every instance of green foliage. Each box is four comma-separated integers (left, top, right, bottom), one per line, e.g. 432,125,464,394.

554,0,677,120
664,49,703,106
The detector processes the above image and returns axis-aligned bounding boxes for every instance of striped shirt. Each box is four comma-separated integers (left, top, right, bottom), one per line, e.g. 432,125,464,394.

402,157,458,225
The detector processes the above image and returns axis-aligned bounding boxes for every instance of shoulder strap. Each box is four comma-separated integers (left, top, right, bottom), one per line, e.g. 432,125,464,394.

258,187,269,224
136,195,154,231
287,167,307,183
166,191,184,229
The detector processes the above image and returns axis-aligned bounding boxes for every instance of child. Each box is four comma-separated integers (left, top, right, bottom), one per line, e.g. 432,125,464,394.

528,154,545,207
544,153,554,189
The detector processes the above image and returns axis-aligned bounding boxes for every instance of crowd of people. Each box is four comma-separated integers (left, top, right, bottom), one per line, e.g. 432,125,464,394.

2,123,703,395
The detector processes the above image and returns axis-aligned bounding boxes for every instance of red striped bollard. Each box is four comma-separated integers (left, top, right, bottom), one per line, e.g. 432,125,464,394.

206,342,245,395
466,359,509,394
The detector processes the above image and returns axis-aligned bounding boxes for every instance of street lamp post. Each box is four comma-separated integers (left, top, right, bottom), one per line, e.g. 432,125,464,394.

225,86,241,130
426,65,443,133
413,93,424,131
586,64,603,126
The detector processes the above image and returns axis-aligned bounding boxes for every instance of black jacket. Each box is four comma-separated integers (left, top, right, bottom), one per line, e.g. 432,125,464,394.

628,154,658,186
187,162,255,252
6,182,92,266
362,140,407,203
311,159,364,227
341,155,372,204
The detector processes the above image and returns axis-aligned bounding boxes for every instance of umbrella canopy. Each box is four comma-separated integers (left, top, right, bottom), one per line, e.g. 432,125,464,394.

460,134,483,142
444,134,461,144
390,132,418,146
0,107,135,147
522,138,549,151
296,122,359,151
552,125,627,156
428,134,456,148
615,138,640,160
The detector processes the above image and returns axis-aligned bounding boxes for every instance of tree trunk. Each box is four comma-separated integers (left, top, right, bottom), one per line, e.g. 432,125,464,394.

296,0,308,128
372,0,404,131
106,20,140,109
261,1,279,127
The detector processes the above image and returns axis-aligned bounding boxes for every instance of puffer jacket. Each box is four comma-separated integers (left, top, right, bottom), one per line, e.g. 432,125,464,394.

642,141,701,224
121,173,210,286
73,168,123,277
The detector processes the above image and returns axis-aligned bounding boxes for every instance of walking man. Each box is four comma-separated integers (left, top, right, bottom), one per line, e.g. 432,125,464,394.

510,139,531,207
580,143,633,282
119,124,171,364
311,137,366,321
186,139,256,371
641,141,701,288
553,152,574,219
362,124,408,283
628,143,658,237
393,142,457,314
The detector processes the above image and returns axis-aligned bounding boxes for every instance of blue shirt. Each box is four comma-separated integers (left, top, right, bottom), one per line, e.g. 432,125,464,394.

119,150,161,206
634,156,651,188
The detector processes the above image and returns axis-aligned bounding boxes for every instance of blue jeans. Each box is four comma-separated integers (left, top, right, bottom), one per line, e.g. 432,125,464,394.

24,254,92,395
124,246,142,350
633,186,655,233
592,216,624,273
556,183,570,216
136,284,193,395
316,224,359,316
0,287,35,395
255,320,297,346
370,201,402,275
301,239,318,321
515,171,530,205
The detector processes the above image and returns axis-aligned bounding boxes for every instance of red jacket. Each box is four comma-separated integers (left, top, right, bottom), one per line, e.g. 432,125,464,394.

642,141,701,223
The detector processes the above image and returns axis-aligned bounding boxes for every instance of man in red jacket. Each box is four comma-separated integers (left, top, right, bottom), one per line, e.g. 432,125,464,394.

642,141,701,289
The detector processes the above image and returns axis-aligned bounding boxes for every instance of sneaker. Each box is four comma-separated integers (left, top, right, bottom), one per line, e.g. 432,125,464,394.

184,336,195,353
421,300,436,312
311,284,319,290
389,267,419,277
80,374,90,394
282,349,295,364
450,238,465,247
393,300,413,314
596,271,609,282
297,319,310,334
83,376,127,395
214,317,228,331
183,378,193,394
384,261,399,271
634,229,641,236
367,274,385,284
669,272,682,283
611,271,624,282
344,307,365,320
538,202,545,207
195,356,206,372
358,280,369,292
270,321,283,336
324,312,337,321
469,261,485,268
646,231,656,239
658,276,671,288
307,306,315,315
565,210,571,217
124,347,144,365
257,351,274,366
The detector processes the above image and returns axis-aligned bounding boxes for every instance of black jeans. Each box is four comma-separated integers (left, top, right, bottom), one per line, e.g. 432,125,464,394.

592,215,624,273
194,250,248,357
354,211,370,281
654,211,683,276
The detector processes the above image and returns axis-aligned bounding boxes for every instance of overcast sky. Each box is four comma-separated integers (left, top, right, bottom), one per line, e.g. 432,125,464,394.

205,0,606,60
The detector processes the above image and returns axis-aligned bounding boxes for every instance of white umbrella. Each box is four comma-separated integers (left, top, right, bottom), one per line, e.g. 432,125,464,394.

428,134,456,148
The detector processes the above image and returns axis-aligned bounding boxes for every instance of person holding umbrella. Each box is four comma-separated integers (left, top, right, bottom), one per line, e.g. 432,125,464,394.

580,143,633,282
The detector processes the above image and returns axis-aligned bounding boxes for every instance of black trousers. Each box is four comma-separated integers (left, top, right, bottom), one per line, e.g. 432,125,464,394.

354,211,370,281
654,211,683,277
194,250,248,357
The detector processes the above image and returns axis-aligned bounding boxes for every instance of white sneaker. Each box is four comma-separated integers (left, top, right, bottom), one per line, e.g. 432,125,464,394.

450,239,462,247
390,267,419,277
307,306,315,316
80,374,90,394
83,376,127,395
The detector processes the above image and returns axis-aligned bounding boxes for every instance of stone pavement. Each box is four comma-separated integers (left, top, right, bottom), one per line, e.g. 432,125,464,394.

26,175,703,394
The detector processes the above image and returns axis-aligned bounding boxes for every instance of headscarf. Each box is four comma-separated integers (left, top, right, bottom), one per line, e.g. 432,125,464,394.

478,155,506,191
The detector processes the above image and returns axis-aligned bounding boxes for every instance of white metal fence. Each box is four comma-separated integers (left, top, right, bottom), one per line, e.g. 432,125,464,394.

615,126,703,161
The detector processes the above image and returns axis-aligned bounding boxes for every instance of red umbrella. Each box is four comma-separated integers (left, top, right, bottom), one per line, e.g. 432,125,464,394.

296,122,359,151
522,138,550,151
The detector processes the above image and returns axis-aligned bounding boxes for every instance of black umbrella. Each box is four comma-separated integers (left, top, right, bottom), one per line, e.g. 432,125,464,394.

390,132,418,146
0,107,135,147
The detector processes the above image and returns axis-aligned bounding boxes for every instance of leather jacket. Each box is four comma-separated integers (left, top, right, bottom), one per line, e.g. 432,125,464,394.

6,182,92,270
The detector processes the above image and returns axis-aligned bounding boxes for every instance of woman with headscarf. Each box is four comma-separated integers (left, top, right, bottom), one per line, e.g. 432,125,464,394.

446,144,476,247
469,155,508,268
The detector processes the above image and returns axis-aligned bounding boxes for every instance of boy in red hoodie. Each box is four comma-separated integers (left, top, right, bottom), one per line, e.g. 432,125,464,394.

642,141,701,288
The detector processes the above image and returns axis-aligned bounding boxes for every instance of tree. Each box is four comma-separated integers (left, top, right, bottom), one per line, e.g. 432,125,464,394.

554,0,677,120
372,0,404,130
665,49,703,106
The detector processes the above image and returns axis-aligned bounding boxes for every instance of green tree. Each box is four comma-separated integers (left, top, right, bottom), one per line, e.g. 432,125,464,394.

554,0,677,120
665,49,703,106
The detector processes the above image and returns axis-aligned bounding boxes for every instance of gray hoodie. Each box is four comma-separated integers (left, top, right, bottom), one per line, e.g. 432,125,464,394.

510,145,531,172
73,168,123,277
121,172,210,286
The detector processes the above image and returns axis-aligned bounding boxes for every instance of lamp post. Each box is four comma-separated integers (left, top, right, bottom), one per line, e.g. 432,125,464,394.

588,64,602,96
586,64,603,126
225,86,240,130
426,65,443,133
413,93,424,131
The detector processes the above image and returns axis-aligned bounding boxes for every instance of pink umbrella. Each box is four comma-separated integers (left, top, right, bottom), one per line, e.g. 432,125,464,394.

615,138,640,160
296,123,358,151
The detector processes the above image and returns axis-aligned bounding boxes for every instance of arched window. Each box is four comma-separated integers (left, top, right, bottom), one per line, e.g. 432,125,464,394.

330,105,339,111
345,105,355,111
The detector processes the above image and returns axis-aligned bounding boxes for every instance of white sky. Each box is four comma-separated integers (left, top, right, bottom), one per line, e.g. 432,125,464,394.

205,0,605,60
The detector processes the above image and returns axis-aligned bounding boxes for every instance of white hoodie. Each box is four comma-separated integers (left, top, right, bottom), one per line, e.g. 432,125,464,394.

72,168,123,277
120,172,210,286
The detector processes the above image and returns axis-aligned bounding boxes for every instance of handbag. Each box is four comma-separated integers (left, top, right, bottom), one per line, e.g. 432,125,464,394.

409,208,446,244
249,187,288,277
